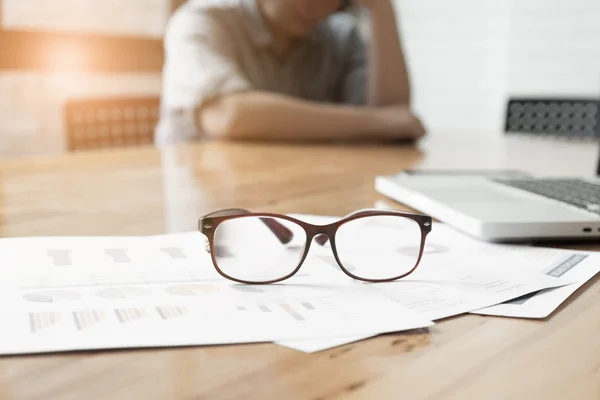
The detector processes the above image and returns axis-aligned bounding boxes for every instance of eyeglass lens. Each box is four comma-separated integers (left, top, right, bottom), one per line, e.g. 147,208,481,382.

213,216,307,282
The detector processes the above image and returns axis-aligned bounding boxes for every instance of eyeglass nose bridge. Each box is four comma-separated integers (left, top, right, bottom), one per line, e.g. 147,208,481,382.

306,226,336,246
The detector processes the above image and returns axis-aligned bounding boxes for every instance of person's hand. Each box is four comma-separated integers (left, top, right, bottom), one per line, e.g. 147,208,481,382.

373,106,426,141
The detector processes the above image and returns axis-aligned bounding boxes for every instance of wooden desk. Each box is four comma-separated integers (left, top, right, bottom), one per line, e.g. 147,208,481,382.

0,136,598,400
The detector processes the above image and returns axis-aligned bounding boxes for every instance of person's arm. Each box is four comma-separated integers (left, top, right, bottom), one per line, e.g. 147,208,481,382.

199,90,423,142
358,0,411,106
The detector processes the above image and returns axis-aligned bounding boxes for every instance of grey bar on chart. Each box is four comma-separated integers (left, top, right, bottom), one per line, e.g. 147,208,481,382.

114,309,125,323
47,250,73,266
280,303,305,321
156,307,168,320
161,248,186,259
546,255,587,278
156,306,187,319
73,312,83,330
104,249,132,263
29,313,36,333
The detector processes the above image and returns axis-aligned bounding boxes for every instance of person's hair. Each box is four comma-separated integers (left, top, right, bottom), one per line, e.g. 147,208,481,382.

339,0,353,12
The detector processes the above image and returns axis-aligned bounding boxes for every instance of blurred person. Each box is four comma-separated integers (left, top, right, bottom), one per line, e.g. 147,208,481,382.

156,0,425,144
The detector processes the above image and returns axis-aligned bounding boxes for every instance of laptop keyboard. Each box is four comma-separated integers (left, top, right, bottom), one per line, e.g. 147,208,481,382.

492,178,600,215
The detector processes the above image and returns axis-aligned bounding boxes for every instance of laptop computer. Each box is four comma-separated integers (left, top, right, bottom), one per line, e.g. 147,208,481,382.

375,155,600,243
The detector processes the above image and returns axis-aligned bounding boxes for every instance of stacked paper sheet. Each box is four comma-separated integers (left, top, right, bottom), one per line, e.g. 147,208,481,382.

278,213,600,352
0,213,597,355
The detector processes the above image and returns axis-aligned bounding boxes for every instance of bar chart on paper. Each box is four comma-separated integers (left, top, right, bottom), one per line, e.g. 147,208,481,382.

18,287,361,332
29,312,62,333
0,233,434,356
103,248,189,264
73,310,105,330
115,308,149,323
156,306,188,320
0,233,206,272
234,299,323,323
25,306,189,334
44,247,191,266
0,288,434,356
280,303,306,321
19,296,379,335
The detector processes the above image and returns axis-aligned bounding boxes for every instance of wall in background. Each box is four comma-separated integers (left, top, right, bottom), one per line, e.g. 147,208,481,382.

508,0,600,97
2,0,169,37
393,0,600,137
393,0,510,136
0,0,170,158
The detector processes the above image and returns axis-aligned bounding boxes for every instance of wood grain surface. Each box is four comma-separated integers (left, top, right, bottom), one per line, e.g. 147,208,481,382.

0,136,598,400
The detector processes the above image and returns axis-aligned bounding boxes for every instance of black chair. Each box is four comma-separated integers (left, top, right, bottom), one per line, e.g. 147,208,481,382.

504,97,600,141
64,96,160,151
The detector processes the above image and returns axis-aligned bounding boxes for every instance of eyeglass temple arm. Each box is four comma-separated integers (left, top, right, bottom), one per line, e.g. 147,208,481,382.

201,208,294,244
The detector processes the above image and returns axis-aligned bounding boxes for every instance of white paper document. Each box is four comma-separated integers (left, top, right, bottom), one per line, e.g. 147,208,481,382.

1,213,597,356
277,214,599,353
470,248,600,318
0,233,433,356
277,258,571,353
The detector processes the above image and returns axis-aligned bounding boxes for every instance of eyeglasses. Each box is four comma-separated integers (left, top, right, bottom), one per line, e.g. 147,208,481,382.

198,208,432,284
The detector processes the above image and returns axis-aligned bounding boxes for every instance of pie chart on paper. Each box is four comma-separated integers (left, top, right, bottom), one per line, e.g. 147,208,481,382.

23,290,82,303
95,287,151,300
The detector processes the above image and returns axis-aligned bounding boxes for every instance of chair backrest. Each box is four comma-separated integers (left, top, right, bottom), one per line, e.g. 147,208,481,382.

64,96,160,152
504,97,599,141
